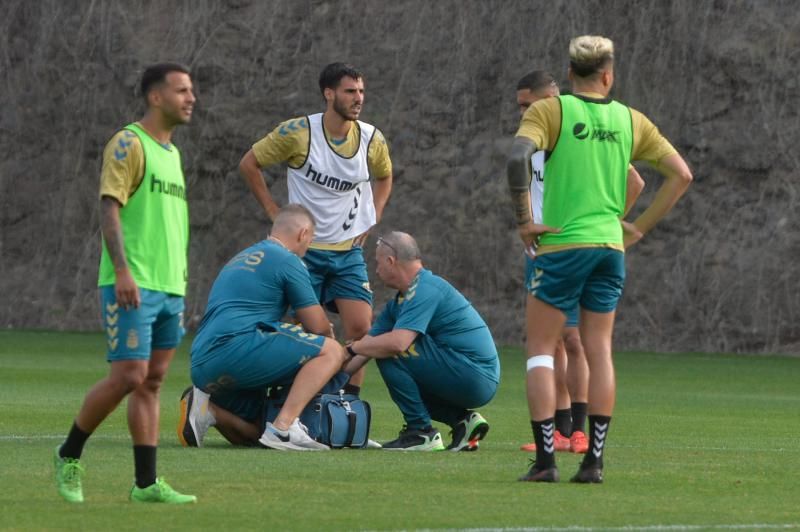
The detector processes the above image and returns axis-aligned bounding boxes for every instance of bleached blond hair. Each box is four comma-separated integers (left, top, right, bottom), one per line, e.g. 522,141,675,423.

569,35,614,77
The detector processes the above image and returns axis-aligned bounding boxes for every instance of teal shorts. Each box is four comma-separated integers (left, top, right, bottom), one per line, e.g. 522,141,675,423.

526,248,625,314
191,322,326,398
525,256,579,326
376,333,499,428
303,247,372,313
100,286,185,362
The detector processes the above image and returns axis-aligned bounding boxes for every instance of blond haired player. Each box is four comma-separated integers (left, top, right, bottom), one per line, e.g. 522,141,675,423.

508,37,692,483
516,71,645,455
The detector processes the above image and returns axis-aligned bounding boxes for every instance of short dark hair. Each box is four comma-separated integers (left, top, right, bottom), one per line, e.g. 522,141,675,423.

318,62,363,96
516,70,556,92
140,62,191,103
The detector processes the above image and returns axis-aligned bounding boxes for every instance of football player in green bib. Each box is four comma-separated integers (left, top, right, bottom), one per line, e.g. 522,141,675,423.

515,70,645,455
507,36,692,483
54,64,197,504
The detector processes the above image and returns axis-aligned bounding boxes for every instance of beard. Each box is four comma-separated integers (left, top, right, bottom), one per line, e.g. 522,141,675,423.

332,97,360,121
163,103,193,126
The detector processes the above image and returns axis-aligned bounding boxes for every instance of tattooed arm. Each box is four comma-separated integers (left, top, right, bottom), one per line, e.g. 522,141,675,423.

506,137,559,255
101,196,140,309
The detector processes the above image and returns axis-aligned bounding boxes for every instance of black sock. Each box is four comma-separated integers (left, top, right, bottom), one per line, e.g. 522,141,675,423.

571,402,588,434
582,415,611,469
555,409,572,436
343,383,361,395
133,445,157,488
60,421,91,460
530,418,556,469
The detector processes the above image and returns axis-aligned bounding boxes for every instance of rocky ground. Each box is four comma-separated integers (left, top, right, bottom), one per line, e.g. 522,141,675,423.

2,0,798,353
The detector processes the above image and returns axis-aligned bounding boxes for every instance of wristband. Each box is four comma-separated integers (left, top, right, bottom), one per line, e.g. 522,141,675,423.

346,344,358,358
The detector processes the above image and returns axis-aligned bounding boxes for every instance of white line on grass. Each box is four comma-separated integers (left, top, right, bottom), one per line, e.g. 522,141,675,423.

1,435,796,454
0,434,130,441
612,443,795,453
401,524,800,531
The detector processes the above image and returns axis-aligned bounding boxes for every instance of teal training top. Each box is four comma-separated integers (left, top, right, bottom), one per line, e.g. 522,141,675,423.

370,268,499,383
191,240,319,366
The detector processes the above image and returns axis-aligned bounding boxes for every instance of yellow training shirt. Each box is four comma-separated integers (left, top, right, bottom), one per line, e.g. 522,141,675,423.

516,93,677,165
98,129,146,205
252,116,392,179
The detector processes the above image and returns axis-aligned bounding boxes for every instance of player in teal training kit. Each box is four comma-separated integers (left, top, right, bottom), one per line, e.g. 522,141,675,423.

346,232,500,451
190,241,324,397
178,205,348,450
54,63,196,504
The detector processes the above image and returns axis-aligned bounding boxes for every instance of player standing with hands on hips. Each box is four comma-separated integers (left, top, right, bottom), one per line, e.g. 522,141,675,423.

507,36,692,483
515,70,645,455
236,62,392,397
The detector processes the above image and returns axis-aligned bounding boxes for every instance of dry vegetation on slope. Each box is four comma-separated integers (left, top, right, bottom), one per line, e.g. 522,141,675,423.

1,0,798,353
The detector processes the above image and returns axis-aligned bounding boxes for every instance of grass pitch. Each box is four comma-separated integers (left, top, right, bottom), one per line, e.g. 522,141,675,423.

1,330,798,531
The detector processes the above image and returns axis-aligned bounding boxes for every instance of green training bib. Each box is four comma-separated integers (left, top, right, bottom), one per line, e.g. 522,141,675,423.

98,123,189,295
539,94,633,247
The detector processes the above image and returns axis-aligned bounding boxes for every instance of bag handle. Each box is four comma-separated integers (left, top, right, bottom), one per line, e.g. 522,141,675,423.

341,399,357,447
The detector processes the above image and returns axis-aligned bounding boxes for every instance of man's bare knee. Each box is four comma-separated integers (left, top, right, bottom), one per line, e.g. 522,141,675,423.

563,328,584,358
343,319,370,342
138,372,167,395
319,339,347,365
108,367,147,395
337,299,372,341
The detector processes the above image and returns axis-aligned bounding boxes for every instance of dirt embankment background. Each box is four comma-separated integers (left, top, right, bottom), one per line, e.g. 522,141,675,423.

2,0,798,353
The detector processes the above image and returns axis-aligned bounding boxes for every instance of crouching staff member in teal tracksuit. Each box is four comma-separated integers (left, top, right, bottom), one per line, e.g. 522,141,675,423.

345,232,500,451
178,205,348,451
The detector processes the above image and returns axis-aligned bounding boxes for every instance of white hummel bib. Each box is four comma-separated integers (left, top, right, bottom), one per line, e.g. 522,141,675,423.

529,150,545,224
286,113,377,243
524,150,546,257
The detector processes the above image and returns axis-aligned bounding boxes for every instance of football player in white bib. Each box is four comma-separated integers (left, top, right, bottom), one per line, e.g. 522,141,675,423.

239,63,392,396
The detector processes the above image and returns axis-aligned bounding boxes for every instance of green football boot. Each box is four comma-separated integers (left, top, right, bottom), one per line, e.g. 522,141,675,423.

53,445,85,503
130,478,197,504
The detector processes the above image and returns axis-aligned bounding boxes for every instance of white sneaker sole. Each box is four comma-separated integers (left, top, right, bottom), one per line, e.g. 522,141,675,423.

258,435,329,451
183,387,212,447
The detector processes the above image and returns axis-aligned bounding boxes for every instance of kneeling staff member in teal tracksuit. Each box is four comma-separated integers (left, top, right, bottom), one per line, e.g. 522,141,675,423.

345,231,500,451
